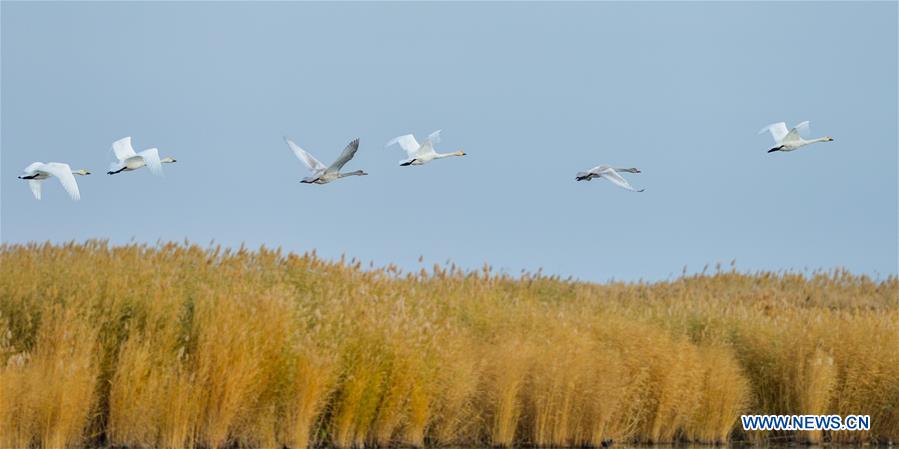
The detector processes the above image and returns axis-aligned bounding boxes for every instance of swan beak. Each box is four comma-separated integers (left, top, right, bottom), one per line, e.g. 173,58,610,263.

827,137,834,142
85,171,92,175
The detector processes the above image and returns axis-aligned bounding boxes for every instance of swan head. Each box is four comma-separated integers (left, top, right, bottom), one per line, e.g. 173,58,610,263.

824,137,834,142
74,169,91,176
455,150,466,157
161,157,177,163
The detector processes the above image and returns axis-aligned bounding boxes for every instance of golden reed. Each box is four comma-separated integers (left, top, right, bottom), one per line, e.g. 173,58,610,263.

0,241,896,448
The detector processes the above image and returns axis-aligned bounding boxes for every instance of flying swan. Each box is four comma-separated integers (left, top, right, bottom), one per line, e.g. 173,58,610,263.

18,162,90,200
385,130,465,166
759,121,834,153
284,137,367,184
576,166,645,192
107,136,177,175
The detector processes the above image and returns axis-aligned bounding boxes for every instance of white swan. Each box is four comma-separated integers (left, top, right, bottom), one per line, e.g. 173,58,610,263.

759,121,834,153
18,162,90,200
284,137,367,184
386,130,465,166
107,136,177,175
575,166,644,192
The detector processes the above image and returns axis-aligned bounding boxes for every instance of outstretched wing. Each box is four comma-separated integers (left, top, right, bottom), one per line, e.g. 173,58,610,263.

599,168,644,192
28,179,43,200
22,162,43,175
43,162,81,200
112,136,137,161
414,129,442,157
386,134,421,157
108,160,125,172
783,121,810,142
326,138,361,174
426,129,442,145
285,137,326,173
138,148,163,176
759,122,789,144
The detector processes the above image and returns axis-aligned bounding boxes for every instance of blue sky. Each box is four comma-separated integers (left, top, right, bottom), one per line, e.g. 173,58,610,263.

2,2,896,282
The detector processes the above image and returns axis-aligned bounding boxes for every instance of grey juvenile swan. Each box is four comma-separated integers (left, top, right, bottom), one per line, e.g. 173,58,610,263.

284,137,367,184
576,166,645,192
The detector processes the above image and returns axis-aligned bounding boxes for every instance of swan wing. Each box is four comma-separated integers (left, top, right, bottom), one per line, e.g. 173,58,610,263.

138,148,164,176
326,138,361,174
414,129,442,157
43,162,81,200
386,134,421,157
28,179,43,200
112,136,137,161
22,162,46,199
783,121,810,142
599,168,644,192
285,137,327,173
759,122,789,144
108,160,125,172
22,162,43,175
426,129,442,145
575,165,606,180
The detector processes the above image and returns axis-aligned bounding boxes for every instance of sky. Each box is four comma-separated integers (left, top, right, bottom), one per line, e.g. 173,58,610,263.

1,1,896,282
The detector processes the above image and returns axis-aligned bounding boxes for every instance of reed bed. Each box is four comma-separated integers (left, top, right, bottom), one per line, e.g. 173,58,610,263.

0,241,896,449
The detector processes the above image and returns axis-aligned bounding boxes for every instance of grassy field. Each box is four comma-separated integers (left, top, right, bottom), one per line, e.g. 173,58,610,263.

0,241,896,449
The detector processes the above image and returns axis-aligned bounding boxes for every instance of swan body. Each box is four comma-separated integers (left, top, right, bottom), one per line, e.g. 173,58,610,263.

576,166,644,192
284,137,367,184
759,121,834,153
386,130,465,166
107,136,177,175
18,162,91,200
